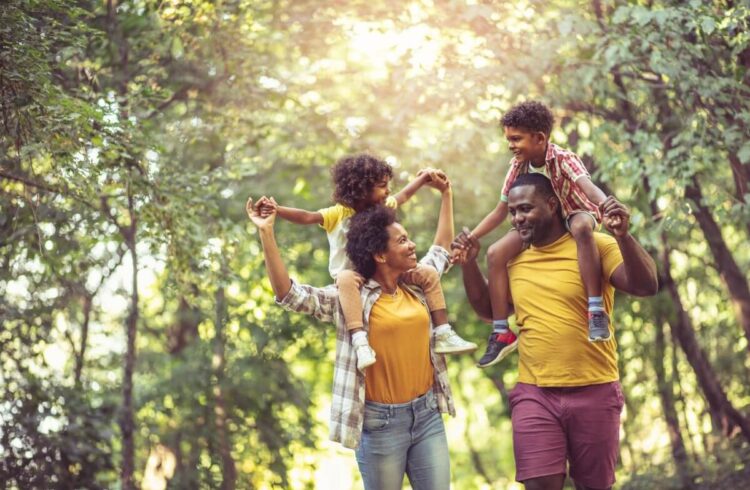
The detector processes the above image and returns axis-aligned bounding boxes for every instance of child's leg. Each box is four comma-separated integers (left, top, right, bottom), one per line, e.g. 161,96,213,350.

402,265,477,354
478,230,524,368
567,212,609,342
337,270,376,369
487,230,525,328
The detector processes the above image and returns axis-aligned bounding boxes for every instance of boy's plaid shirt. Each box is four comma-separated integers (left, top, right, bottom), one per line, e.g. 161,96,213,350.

500,143,602,221
276,245,456,449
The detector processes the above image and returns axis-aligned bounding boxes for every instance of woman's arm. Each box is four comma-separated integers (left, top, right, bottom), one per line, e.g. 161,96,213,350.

247,197,293,299
431,174,454,250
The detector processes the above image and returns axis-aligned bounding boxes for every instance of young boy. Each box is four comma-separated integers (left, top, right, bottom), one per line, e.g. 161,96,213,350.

262,153,476,371
463,101,610,368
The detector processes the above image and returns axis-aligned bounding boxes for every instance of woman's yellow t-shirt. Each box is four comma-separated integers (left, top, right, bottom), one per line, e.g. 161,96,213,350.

365,286,434,403
508,232,624,387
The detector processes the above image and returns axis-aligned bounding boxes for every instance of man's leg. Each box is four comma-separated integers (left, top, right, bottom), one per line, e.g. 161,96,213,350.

510,383,568,488
564,382,624,490
524,474,566,490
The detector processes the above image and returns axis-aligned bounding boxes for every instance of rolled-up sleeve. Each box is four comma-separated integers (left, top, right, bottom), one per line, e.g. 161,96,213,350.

419,245,451,277
276,279,339,323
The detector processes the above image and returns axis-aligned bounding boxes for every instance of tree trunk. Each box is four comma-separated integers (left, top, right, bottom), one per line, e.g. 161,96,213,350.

213,286,237,490
660,237,750,442
653,317,694,487
73,294,92,386
684,178,750,351
120,232,138,490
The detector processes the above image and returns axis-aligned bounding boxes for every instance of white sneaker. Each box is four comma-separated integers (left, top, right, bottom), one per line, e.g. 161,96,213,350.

354,342,376,371
434,330,478,354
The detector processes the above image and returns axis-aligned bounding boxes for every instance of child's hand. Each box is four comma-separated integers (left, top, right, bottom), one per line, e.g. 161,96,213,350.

450,228,479,264
246,196,277,229
420,168,450,192
600,196,630,237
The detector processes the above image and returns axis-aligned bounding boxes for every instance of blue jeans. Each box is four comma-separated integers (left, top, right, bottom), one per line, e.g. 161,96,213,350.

355,390,450,490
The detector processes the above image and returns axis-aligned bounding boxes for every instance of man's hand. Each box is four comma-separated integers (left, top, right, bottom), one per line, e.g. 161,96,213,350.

450,227,480,264
600,196,630,237
246,196,277,229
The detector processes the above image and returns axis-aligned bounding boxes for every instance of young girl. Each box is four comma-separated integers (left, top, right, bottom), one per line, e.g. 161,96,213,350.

261,153,476,370
461,101,612,369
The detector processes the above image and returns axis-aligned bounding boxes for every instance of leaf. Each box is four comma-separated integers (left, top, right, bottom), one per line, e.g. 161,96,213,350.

738,141,750,164
701,17,716,35
170,37,184,59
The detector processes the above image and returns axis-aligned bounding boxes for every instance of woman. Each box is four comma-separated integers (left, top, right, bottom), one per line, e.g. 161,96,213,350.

246,176,456,490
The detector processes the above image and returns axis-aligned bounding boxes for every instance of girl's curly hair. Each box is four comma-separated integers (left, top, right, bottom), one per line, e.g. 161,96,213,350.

331,153,393,209
345,205,397,279
501,101,555,137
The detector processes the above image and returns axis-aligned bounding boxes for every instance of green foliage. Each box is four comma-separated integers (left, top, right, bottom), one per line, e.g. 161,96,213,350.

2,0,750,487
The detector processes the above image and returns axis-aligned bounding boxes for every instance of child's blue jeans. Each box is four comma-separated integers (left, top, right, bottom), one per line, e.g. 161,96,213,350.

355,390,450,490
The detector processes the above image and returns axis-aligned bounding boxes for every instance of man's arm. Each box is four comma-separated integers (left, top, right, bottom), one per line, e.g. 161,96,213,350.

602,196,658,296
455,230,493,321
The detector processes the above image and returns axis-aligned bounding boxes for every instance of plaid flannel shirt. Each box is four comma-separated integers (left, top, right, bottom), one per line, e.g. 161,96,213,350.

276,245,456,449
500,143,602,221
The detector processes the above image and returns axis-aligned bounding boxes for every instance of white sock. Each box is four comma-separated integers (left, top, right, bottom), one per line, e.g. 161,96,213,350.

351,330,368,346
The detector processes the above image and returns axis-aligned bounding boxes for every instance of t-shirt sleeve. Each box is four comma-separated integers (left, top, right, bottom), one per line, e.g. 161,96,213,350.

318,204,343,233
597,233,624,281
500,163,520,202
385,196,398,209
558,152,590,182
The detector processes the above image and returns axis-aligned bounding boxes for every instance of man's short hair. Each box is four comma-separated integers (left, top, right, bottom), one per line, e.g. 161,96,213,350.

509,173,557,201
501,101,554,137
346,205,397,279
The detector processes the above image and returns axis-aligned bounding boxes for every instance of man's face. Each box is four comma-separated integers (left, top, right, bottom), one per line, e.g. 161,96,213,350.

504,126,547,165
508,185,557,245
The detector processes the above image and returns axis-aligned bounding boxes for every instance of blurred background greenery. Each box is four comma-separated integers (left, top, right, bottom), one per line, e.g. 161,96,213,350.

2,0,750,488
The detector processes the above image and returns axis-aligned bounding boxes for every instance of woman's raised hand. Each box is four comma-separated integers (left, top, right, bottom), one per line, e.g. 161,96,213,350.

246,196,277,228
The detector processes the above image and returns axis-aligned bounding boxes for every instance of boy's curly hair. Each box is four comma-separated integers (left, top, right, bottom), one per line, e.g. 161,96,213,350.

331,153,394,209
345,205,396,279
501,101,555,137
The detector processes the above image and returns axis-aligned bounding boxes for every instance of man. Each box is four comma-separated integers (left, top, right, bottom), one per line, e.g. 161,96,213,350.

456,173,657,490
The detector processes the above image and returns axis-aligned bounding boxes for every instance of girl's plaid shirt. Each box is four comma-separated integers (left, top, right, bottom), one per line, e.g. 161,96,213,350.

276,245,456,449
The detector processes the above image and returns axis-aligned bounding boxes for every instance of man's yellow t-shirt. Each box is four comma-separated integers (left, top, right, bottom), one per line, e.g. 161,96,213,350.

508,232,624,387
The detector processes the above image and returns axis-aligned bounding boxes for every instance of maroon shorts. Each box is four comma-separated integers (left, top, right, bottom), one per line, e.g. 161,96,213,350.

509,381,624,488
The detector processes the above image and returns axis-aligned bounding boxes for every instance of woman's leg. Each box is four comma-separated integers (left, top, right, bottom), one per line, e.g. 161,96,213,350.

405,395,451,490
355,404,410,490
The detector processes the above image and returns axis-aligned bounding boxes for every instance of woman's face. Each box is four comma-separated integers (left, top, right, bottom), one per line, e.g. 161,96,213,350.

380,222,417,272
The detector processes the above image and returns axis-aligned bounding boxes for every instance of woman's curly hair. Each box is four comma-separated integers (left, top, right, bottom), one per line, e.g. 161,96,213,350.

501,101,555,137
331,153,394,209
345,205,396,279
